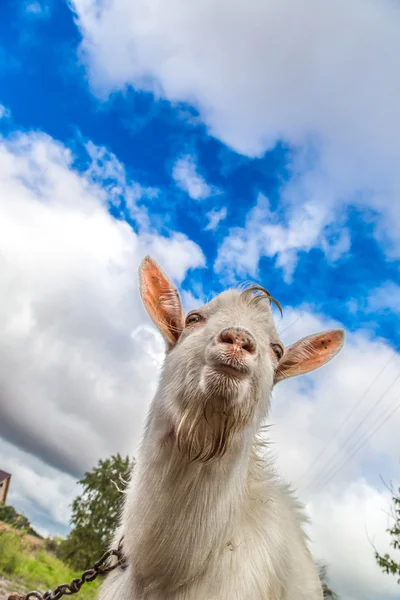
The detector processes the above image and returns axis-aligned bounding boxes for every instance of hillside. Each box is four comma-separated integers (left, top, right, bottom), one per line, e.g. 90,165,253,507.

0,506,42,540
0,525,99,600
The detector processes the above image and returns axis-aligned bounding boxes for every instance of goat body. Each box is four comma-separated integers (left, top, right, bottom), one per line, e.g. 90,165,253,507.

98,257,344,600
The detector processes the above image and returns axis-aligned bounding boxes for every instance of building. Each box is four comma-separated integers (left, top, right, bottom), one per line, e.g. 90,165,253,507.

0,470,11,505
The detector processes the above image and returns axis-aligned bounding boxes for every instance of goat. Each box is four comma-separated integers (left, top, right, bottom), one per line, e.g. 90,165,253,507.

99,256,344,600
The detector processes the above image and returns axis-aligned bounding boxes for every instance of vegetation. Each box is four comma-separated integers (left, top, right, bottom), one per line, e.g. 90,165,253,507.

0,457,342,599
0,527,99,600
0,504,42,538
58,453,133,571
375,484,400,583
0,454,132,598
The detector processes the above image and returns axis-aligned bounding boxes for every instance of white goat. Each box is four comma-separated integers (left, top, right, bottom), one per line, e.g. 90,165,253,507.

99,256,344,600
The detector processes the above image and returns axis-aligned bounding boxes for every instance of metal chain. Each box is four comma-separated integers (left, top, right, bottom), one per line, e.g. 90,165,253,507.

7,537,127,600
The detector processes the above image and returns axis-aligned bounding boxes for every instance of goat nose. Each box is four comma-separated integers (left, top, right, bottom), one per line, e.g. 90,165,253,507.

218,328,256,354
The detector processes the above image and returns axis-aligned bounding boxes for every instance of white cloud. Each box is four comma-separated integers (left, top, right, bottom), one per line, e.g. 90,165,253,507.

268,308,400,599
0,129,204,491
23,0,51,19
172,154,212,201
214,194,349,282
70,0,400,273
0,104,11,120
346,281,400,321
70,0,400,157
81,138,159,228
309,482,400,600
0,437,75,536
367,282,400,316
1,125,399,597
272,308,400,492
204,206,227,231
180,289,205,313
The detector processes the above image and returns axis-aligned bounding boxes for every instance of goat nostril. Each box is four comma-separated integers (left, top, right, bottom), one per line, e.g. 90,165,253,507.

218,328,256,353
219,330,235,345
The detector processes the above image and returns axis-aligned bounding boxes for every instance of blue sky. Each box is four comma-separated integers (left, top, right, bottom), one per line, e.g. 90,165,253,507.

1,1,400,599
1,0,399,348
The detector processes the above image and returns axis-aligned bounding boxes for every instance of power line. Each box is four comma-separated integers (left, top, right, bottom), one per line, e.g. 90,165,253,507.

302,369,400,496
303,369,400,495
277,315,302,337
299,353,395,488
306,394,400,500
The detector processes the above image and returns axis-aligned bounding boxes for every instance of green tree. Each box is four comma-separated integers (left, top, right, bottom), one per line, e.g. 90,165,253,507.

319,563,339,598
59,454,133,571
375,485,400,583
0,504,42,538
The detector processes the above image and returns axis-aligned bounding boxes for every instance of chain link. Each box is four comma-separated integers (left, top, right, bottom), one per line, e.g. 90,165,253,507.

7,537,127,600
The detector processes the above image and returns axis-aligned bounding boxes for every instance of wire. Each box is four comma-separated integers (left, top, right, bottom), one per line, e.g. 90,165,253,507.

306,394,400,500
299,353,395,488
302,368,400,496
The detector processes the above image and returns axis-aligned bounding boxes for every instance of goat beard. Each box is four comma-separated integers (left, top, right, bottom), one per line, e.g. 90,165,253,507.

176,386,256,463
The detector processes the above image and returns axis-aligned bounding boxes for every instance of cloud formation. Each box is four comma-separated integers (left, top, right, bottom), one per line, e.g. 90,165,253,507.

0,437,76,537
204,206,227,231
0,104,10,120
172,154,212,201
2,143,399,597
1,2,400,597
270,308,400,599
366,282,400,317
214,194,350,282
0,130,204,480
70,0,400,274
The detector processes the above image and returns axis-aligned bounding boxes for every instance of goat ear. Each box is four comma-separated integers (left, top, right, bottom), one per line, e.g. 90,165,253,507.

139,256,185,348
274,329,344,384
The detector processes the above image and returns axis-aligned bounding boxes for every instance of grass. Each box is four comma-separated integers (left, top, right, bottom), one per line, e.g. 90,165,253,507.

0,528,100,600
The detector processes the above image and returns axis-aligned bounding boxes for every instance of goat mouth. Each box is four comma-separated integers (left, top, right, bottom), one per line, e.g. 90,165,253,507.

208,362,249,380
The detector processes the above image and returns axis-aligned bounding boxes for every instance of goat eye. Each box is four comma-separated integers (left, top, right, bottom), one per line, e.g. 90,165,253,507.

271,343,284,361
185,313,203,326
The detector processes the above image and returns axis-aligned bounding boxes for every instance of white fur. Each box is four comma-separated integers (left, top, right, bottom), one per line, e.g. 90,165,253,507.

98,279,328,600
